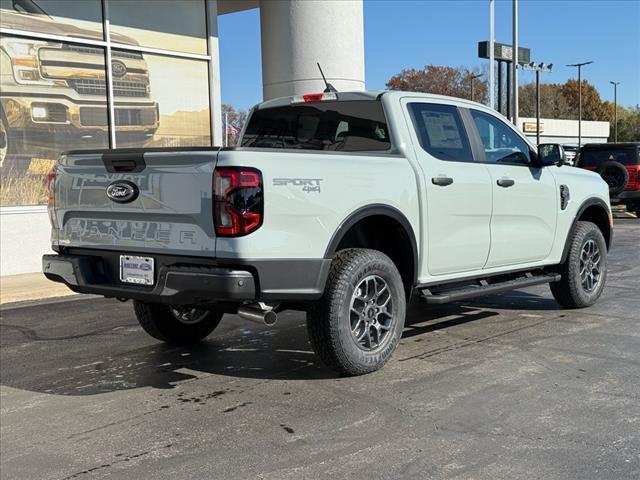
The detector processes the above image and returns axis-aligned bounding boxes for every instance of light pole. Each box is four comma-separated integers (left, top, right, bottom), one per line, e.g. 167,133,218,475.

489,0,495,110
567,61,593,148
512,0,519,127
497,60,503,114
470,73,484,102
224,111,228,147
522,62,553,146
610,81,620,143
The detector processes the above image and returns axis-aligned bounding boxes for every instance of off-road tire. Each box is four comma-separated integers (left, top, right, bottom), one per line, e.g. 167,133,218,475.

133,301,223,345
307,248,406,376
550,221,607,308
598,160,629,196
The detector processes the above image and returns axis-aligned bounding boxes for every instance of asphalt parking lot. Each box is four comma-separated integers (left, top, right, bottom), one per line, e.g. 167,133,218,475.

1,219,638,480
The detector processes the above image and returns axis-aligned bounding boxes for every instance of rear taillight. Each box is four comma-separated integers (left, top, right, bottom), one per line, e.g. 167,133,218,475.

213,167,263,236
625,165,640,191
46,167,59,229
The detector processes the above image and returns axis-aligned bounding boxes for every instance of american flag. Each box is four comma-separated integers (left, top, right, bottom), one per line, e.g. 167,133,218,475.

226,124,240,135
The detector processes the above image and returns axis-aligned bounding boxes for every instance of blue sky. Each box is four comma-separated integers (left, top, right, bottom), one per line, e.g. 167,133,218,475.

219,0,640,111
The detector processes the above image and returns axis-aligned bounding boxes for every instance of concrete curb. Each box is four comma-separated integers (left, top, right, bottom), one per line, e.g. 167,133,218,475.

0,272,74,306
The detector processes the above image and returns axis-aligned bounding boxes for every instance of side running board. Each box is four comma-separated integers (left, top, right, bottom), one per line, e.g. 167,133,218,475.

420,272,561,305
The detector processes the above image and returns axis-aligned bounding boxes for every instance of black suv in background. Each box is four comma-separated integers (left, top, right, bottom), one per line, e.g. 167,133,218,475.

576,143,640,217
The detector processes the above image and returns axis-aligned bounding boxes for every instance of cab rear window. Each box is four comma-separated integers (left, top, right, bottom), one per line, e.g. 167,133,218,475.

241,100,391,152
579,148,639,167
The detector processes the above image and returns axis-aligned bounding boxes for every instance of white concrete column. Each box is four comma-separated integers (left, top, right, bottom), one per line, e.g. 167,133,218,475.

206,0,223,146
259,0,365,100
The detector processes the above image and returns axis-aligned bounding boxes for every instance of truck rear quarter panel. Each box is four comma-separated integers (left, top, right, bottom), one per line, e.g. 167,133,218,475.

214,149,420,260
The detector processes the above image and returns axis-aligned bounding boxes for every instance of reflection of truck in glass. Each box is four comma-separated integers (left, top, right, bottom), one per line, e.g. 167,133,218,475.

0,0,159,172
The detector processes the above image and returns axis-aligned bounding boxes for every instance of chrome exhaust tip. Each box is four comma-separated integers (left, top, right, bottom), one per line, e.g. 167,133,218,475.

237,306,278,326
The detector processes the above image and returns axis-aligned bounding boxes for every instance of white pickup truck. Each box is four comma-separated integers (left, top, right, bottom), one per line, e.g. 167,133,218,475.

43,91,612,375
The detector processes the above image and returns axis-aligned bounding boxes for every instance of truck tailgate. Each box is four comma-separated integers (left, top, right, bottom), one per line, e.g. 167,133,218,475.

54,148,219,256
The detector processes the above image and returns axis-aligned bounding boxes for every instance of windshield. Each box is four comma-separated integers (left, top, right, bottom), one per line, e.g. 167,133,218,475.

241,100,391,152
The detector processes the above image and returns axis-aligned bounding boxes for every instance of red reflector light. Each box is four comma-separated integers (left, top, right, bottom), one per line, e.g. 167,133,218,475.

213,167,263,237
625,165,640,191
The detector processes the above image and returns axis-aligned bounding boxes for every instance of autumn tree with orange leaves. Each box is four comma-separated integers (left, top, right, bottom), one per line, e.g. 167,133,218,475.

560,80,608,121
386,65,488,104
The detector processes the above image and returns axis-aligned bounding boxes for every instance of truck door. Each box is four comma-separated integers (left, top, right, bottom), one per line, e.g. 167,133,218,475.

466,108,557,268
404,101,492,276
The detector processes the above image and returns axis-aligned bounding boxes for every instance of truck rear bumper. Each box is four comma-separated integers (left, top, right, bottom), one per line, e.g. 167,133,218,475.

42,250,331,304
43,254,256,304
616,190,640,201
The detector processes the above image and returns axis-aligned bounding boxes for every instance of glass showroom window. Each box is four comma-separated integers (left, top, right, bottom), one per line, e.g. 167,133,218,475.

0,36,108,205
112,51,211,148
0,0,104,40
0,0,212,206
108,0,207,55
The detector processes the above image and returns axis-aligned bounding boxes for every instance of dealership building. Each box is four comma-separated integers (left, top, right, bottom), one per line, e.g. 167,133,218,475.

0,0,365,275
0,0,611,276
0,0,364,156
520,117,610,145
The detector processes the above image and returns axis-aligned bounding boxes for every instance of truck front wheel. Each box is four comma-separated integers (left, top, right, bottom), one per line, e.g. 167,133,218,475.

133,301,223,345
550,221,608,308
307,249,406,376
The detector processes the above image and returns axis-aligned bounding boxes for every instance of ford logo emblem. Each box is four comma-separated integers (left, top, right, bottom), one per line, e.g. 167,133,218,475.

106,181,139,203
111,60,127,77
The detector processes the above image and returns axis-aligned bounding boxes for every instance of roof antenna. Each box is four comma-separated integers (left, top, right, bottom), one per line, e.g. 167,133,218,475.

317,62,337,93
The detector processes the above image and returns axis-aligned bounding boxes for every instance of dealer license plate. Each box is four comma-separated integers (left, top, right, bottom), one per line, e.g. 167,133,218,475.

119,255,155,285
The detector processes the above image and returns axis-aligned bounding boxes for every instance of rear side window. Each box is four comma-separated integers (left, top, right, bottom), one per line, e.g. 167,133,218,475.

408,103,473,162
241,100,390,152
579,148,639,167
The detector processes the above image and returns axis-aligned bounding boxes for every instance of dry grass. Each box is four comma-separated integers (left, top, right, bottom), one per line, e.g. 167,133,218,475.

28,158,56,175
0,272,75,304
0,174,48,206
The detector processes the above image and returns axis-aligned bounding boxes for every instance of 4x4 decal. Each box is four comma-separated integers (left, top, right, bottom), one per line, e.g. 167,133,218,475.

272,177,323,193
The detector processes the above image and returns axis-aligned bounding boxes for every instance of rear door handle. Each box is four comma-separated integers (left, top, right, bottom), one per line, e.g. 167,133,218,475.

497,178,515,187
432,176,454,186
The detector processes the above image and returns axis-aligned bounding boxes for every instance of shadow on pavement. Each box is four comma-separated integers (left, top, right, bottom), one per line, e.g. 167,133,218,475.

462,289,561,311
1,290,555,396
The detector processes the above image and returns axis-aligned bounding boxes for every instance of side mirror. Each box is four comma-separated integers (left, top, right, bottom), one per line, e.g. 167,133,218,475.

538,143,566,167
